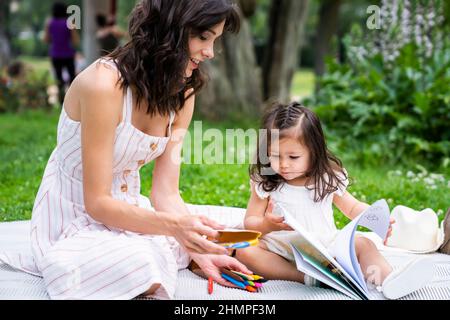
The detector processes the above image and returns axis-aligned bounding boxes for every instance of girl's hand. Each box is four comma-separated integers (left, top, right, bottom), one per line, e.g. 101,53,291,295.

383,217,396,245
170,215,229,255
189,252,254,288
262,201,294,233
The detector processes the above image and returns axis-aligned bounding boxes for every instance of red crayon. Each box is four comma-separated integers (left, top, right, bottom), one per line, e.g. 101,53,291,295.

208,277,214,294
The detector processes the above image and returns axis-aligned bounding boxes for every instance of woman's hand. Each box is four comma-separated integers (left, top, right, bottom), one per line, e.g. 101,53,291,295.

170,214,229,255
262,201,294,234
384,217,396,245
189,252,254,288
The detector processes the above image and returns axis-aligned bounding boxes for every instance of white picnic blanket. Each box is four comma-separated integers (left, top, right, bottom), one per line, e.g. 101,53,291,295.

1,205,450,300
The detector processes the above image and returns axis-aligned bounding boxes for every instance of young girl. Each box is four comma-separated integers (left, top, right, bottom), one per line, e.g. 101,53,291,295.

235,102,433,299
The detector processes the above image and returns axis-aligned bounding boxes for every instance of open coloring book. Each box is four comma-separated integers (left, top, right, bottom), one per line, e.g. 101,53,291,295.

280,199,391,300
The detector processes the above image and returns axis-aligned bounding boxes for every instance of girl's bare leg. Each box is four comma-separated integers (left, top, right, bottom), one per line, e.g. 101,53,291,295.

235,244,305,283
354,235,393,286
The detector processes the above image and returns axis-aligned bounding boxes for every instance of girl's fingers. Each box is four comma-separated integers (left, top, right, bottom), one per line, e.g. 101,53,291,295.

266,213,284,223
280,223,294,230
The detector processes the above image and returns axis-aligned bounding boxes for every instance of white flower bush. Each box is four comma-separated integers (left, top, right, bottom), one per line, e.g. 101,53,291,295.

349,0,445,65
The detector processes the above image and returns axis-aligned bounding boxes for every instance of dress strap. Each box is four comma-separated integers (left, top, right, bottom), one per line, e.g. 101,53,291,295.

97,58,118,71
97,58,131,124
123,86,133,124
167,111,175,137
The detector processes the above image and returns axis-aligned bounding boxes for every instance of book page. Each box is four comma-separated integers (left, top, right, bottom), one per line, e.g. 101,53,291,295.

329,199,391,294
290,244,361,300
281,203,369,299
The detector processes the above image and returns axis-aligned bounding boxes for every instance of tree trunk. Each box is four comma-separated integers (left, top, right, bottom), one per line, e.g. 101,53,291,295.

82,0,110,64
0,0,12,69
314,0,342,77
197,3,262,120
262,0,310,103
238,0,257,18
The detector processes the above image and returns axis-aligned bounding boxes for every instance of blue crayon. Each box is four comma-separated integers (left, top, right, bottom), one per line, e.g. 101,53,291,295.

221,273,246,289
231,242,250,249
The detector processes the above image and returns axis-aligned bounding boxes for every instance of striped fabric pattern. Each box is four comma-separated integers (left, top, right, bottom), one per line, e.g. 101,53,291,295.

2,219,450,300
0,59,189,300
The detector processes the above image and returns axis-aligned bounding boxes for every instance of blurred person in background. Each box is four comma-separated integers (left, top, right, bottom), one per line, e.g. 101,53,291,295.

96,13,126,57
44,1,79,104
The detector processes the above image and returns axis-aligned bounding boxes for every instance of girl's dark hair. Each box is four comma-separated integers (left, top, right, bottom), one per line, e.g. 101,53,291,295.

250,102,347,202
108,0,240,116
52,2,68,19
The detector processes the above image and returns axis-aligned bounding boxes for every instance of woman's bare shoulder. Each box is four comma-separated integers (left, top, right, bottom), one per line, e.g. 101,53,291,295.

67,61,124,123
74,61,122,94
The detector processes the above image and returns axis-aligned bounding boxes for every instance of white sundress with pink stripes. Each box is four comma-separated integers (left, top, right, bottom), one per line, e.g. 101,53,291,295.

0,59,193,299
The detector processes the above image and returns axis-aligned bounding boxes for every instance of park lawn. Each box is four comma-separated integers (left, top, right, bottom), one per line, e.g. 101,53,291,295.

291,68,315,101
1,108,448,226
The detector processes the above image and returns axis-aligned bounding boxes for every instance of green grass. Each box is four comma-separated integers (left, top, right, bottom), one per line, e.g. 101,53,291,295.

291,68,316,100
1,61,447,225
1,109,448,227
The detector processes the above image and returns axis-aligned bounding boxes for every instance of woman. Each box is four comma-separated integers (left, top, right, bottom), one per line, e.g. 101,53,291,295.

44,2,79,104
3,0,251,299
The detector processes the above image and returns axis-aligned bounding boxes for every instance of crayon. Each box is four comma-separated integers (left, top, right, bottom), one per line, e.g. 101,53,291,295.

251,274,265,281
208,277,213,294
230,270,254,281
253,282,263,288
221,273,246,289
245,285,257,292
221,268,245,282
230,241,250,249
245,280,255,287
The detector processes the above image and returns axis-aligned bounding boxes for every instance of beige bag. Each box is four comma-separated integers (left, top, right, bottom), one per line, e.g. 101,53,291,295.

439,208,450,255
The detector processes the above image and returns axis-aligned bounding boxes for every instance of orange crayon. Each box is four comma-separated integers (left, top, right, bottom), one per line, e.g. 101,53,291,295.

245,285,257,292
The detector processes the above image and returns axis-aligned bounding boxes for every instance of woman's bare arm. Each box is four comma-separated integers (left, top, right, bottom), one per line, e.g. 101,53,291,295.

76,65,178,236
150,91,195,216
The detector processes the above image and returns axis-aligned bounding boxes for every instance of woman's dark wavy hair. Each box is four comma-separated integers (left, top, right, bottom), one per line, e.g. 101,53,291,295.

108,0,240,116
250,102,348,202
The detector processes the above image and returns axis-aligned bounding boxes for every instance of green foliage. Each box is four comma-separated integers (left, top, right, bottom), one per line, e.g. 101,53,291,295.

308,25,450,168
9,0,82,56
1,110,448,226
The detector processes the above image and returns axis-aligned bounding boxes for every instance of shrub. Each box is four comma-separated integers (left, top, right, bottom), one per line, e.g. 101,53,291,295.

0,65,55,113
308,1,450,168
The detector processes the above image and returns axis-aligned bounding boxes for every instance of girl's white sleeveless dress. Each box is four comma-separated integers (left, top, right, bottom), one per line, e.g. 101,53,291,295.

0,59,194,299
